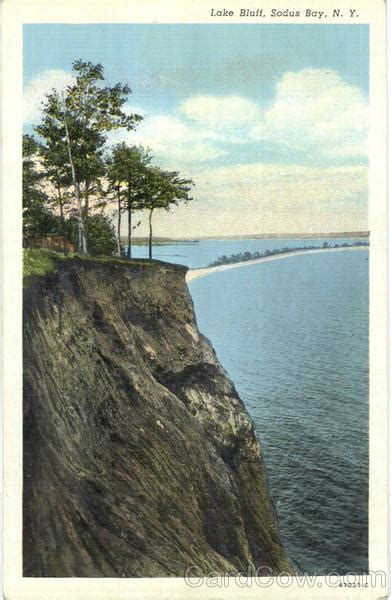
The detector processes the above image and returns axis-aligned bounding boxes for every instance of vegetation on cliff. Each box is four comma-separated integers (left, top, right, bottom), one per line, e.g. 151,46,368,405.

23,247,161,286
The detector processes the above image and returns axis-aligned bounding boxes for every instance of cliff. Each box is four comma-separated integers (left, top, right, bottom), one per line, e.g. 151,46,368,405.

23,257,292,577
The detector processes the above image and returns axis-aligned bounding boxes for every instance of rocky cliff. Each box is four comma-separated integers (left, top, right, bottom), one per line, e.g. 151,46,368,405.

23,258,292,577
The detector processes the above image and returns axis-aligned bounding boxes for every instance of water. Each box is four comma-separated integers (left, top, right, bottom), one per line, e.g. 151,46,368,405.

188,245,369,575
135,237,368,574
130,236,366,269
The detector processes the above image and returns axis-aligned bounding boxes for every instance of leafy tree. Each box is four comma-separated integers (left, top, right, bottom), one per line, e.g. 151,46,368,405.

23,134,59,241
36,59,143,254
23,135,42,203
141,167,194,259
38,121,73,233
107,143,151,257
23,135,45,209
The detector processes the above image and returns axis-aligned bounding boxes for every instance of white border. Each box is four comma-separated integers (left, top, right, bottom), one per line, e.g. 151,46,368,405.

2,1,388,598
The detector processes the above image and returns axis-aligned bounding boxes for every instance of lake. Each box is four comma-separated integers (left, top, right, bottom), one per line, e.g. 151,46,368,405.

130,236,366,269
134,237,369,574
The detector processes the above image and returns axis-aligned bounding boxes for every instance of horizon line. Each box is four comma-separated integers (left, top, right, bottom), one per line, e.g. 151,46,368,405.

129,230,370,241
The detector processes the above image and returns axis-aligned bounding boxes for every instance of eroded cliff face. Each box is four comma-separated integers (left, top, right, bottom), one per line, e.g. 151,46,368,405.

23,259,292,577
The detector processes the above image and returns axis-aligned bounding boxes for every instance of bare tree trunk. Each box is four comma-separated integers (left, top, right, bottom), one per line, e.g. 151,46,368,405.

56,182,64,232
62,93,88,255
127,189,132,259
117,188,122,257
56,182,66,254
85,180,90,218
148,208,154,260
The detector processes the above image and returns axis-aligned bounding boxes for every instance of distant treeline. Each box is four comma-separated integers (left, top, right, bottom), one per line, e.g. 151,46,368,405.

208,241,370,267
121,237,200,246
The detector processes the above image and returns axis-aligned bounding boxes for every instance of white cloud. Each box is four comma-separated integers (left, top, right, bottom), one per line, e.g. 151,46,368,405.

109,113,227,165
109,69,368,236
111,96,263,160
180,95,261,142
24,69,74,124
116,71,368,165
195,162,366,208
251,69,368,159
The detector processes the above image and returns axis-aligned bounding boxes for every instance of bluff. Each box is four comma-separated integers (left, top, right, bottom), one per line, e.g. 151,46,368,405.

23,257,292,577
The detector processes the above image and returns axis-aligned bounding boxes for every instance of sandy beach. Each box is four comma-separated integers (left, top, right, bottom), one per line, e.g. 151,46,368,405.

186,246,368,283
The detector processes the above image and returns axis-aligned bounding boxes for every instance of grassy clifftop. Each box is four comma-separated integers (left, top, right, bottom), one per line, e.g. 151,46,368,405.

23,248,169,285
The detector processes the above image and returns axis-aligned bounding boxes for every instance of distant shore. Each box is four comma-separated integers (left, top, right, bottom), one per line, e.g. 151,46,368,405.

121,237,199,246
126,231,369,246
186,245,368,283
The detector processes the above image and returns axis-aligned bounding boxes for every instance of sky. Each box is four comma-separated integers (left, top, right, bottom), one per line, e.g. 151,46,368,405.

24,24,369,237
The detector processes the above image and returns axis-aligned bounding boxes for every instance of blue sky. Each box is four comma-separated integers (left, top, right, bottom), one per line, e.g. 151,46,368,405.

24,24,369,236
24,24,369,103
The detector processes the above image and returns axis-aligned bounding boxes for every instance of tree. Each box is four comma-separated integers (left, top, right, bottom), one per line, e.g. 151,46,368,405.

23,134,45,209
141,167,194,259
107,143,151,258
37,119,73,234
36,59,143,254
22,134,59,242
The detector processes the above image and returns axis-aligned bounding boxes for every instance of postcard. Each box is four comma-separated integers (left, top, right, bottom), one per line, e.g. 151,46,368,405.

2,0,388,598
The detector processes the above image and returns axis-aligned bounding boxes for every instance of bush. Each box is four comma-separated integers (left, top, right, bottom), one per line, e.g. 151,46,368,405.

48,214,117,256
85,214,117,256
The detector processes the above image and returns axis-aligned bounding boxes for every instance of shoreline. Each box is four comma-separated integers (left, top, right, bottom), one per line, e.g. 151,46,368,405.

186,246,368,283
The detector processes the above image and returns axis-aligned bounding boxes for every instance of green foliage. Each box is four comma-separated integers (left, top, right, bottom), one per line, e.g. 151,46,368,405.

23,134,44,208
63,214,117,256
36,59,143,195
142,167,194,212
140,167,194,258
107,142,152,257
23,134,61,240
37,112,73,225
107,143,151,205
35,59,143,254
23,204,62,240
84,214,117,256
107,146,194,215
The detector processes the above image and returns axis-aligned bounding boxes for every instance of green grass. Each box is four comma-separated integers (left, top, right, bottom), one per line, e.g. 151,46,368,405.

23,247,166,285
23,248,65,280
